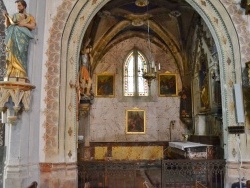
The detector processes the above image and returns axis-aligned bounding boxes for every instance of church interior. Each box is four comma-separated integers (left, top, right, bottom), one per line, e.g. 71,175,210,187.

0,0,250,187
77,0,224,187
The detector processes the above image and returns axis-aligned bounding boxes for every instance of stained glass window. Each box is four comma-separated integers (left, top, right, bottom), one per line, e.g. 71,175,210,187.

124,50,148,96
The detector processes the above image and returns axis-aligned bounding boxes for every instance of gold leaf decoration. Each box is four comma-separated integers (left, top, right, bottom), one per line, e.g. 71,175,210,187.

68,127,73,136
222,36,227,45
213,17,218,24
92,0,97,5
201,0,206,6
227,57,231,65
68,150,72,158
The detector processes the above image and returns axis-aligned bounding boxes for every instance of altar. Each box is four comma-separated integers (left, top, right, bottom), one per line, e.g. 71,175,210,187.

167,141,212,159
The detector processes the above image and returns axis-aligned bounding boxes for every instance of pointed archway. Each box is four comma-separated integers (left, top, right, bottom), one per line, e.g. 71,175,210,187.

40,0,248,187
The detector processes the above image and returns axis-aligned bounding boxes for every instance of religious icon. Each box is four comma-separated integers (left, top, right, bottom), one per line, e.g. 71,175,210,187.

96,73,114,97
158,73,177,96
126,109,145,134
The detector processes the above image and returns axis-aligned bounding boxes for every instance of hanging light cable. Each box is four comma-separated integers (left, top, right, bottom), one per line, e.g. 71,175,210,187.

141,0,157,88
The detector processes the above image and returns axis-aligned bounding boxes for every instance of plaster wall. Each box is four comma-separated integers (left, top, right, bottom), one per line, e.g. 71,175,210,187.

90,37,185,142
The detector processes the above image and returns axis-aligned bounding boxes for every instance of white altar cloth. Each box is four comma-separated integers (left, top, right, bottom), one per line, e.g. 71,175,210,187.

169,141,211,151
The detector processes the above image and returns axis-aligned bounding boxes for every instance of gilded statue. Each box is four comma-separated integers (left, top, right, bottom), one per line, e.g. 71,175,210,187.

2,0,36,79
79,48,92,96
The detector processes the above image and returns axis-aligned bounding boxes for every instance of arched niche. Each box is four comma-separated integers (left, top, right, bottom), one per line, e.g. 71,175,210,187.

43,0,241,163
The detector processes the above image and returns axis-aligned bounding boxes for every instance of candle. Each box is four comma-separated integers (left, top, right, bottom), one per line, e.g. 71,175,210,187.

158,63,161,70
144,63,147,72
152,60,155,68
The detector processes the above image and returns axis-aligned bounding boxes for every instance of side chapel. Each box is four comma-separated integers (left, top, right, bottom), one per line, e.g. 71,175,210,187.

0,0,250,187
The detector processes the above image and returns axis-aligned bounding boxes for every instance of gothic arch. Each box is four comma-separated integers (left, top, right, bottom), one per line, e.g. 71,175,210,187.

43,0,245,162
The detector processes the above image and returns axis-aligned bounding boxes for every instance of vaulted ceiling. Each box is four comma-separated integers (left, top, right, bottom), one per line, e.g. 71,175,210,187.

82,0,200,75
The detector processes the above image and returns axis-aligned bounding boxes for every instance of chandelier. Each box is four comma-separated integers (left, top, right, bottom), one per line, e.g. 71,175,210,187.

141,7,160,88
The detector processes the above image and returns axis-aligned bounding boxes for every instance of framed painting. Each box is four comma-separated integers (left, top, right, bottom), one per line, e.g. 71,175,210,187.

158,73,177,96
126,109,145,134
96,73,115,97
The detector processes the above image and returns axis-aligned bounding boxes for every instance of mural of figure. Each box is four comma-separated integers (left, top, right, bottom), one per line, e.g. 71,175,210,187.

79,49,92,96
2,0,36,78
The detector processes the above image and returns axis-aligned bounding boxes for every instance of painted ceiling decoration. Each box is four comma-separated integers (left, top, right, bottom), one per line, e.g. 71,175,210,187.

135,0,149,7
82,0,200,79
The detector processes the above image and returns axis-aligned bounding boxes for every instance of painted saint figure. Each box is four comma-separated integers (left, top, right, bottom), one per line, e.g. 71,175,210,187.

200,74,209,109
2,0,36,79
79,50,92,96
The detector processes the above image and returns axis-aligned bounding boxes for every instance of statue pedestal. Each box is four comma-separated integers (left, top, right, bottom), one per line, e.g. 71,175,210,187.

3,76,30,83
0,79,35,124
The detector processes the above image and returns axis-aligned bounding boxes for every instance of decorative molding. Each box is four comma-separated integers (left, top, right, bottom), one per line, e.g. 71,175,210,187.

68,127,73,136
68,150,72,158
43,0,77,158
0,81,35,124
79,103,90,117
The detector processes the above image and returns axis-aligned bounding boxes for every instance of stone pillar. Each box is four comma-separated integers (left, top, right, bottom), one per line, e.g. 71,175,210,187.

4,110,39,188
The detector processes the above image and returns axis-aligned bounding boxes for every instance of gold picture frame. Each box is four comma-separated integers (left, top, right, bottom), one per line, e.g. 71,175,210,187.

96,73,115,97
158,73,177,97
126,108,145,134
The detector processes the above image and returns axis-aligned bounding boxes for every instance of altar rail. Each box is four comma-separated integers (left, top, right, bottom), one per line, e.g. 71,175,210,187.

78,159,225,188
162,159,225,188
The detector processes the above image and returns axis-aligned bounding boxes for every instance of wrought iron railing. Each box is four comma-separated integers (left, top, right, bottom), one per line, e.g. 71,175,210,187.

78,159,225,188
161,159,225,188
